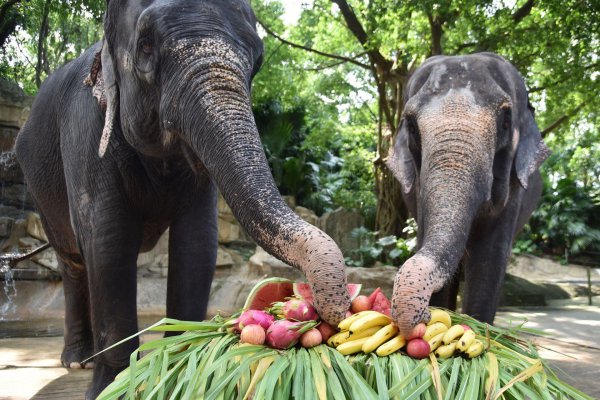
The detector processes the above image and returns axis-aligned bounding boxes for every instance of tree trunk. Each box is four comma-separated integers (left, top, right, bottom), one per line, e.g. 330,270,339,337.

35,0,52,88
0,0,22,49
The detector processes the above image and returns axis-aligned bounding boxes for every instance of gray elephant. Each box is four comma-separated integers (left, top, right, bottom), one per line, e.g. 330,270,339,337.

385,53,550,336
15,0,350,397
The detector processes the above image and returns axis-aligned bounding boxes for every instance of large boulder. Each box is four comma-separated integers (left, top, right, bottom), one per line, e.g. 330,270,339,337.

318,208,364,256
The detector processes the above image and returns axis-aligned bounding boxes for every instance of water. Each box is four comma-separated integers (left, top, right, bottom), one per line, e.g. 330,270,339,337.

0,253,18,320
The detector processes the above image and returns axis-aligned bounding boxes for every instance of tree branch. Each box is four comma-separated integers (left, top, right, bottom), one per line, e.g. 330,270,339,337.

427,12,443,56
513,0,535,24
330,0,392,70
541,101,586,137
257,19,370,70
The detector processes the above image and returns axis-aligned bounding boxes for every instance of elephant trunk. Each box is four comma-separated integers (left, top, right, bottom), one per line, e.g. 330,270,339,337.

392,90,496,335
163,37,350,324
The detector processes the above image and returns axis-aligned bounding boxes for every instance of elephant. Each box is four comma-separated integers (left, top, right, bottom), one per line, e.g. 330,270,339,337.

15,0,350,397
385,52,550,336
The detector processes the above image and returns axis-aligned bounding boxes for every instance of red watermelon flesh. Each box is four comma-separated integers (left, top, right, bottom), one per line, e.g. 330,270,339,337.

367,287,382,306
292,283,362,306
243,278,294,310
371,291,392,317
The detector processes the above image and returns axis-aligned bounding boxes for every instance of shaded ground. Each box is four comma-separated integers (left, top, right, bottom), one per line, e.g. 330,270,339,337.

1,304,599,399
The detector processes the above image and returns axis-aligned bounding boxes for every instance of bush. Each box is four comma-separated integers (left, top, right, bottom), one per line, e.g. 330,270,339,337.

345,219,417,268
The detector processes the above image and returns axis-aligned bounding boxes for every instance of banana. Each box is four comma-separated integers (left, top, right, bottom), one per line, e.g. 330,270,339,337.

435,342,457,359
465,339,485,358
376,334,407,357
336,337,370,355
423,322,448,341
428,309,452,328
349,313,391,334
327,331,351,347
456,329,476,352
342,326,381,344
338,311,380,331
362,323,399,353
442,324,465,345
427,332,446,352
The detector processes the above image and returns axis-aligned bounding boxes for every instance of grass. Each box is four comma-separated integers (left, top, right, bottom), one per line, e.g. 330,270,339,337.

94,312,594,400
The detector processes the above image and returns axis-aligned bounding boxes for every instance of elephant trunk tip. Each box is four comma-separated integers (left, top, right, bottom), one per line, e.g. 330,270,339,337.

392,254,442,336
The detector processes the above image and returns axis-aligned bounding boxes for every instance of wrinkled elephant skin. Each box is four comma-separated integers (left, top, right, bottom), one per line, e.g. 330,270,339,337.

15,1,350,397
386,53,550,335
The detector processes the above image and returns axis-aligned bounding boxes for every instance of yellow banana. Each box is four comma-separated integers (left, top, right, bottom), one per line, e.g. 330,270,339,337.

327,331,350,347
336,326,380,346
338,311,380,331
427,332,446,352
376,334,407,356
442,324,465,345
423,322,448,341
435,342,457,359
456,329,476,352
349,312,391,334
362,324,399,353
465,339,485,358
428,309,452,328
336,337,370,355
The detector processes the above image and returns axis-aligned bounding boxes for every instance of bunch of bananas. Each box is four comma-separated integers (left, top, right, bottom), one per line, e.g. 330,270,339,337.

327,309,486,359
424,309,485,359
327,311,405,356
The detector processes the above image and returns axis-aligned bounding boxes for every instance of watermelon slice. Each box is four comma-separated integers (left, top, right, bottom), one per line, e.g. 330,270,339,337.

292,282,362,305
243,277,294,310
369,288,392,317
367,287,382,305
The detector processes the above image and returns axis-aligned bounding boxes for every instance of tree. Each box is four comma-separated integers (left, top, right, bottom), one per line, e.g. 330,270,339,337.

253,0,599,237
0,0,105,93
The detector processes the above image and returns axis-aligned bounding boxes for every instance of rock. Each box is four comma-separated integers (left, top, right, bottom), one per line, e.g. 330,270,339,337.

216,246,234,267
318,208,364,256
294,206,318,226
26,212,48,242
248,246,303,281
217,194,252,244
282,195,296,209
0,216,13,237
0,150,24,184
1,183,34,210
217,218,242,243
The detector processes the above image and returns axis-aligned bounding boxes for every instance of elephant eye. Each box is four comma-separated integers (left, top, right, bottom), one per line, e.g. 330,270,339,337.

139,38,153,55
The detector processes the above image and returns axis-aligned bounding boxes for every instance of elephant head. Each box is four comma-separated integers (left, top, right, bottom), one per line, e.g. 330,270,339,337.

95,0,350,324
385,53,550,335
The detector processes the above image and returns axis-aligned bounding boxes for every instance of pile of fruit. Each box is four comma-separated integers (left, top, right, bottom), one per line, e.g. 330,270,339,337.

95,278,593,400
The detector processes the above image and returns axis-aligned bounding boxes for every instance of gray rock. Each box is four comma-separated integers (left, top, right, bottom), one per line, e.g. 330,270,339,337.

248,246,303,281
0,217,13,238
318,208,364,256
294,206,318,226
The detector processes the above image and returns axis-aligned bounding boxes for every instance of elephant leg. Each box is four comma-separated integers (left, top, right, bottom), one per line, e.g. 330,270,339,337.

80,214,142,400
462,214,518,324
59,254,94,369
429,267,460,311
167,181,218,325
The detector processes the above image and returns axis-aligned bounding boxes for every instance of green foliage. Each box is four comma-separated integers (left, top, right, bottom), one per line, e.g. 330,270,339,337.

345,219,417,268
0,0,104,93
1,0,599,261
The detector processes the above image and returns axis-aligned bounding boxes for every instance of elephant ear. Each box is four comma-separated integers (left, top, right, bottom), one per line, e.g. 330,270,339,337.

385,119,416,194
98,39,118,158
514,102,551,189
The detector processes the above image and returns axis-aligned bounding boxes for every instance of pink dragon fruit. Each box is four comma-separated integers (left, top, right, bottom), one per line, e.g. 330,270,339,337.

265,320,317,349
281,298,318,321
233,310,275,332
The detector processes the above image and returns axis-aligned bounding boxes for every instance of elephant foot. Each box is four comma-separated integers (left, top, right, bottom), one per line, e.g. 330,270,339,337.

86,362,123,400
61,339,95,369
